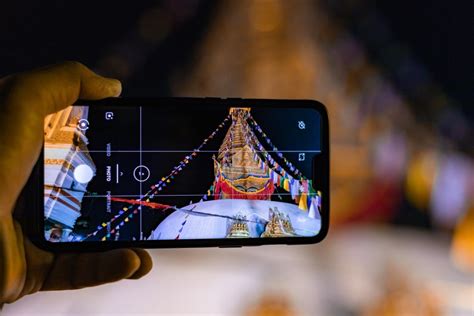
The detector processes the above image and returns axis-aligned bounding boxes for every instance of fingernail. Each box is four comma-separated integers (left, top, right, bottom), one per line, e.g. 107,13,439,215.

106,78,122,97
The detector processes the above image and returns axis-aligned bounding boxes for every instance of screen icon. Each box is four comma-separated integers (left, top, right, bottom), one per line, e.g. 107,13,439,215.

105,112,114,120
133,165,151,182
73,164,94,183
77,119,90,131
298,121,306,129
298,153,305,161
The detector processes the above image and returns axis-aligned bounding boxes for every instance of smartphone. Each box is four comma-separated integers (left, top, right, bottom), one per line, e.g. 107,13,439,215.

30,98,329,250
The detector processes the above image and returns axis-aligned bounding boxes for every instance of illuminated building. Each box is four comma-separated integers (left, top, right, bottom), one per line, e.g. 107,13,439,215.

43,106,95,242
214,108,273,200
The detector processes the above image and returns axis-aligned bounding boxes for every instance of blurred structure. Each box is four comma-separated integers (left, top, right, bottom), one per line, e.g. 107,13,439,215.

361,266,442,316
176,0,377,224
175,0,473,229
172,0,473,314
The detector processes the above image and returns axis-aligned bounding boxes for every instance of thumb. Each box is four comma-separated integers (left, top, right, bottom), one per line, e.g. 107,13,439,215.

0,61,121,213
41,249,152,291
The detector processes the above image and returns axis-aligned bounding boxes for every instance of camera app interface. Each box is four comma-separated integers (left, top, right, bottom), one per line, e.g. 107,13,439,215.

43,104,323,242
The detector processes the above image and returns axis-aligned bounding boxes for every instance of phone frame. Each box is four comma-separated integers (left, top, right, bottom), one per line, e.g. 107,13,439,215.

28,97,329,251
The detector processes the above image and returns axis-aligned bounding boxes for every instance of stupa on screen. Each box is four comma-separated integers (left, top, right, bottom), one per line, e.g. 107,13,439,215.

149,108,321,240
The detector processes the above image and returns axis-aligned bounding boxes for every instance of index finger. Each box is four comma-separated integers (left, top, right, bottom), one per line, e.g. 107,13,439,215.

1,61,121,115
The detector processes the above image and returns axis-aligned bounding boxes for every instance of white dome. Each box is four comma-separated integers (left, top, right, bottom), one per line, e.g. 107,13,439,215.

149,199,320,240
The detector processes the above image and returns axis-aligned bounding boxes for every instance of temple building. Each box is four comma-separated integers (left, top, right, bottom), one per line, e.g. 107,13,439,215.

43,106,95,242
213,108,274,200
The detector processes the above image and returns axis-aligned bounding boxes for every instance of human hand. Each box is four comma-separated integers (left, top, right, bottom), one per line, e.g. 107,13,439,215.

0,62,152,304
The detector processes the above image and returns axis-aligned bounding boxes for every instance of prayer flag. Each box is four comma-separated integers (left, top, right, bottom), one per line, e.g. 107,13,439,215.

290,181,297,199
299,193,308,211
308,180,316,195
273,171,278,185
308,197,317,219
302,180,309,193
280,176,285,188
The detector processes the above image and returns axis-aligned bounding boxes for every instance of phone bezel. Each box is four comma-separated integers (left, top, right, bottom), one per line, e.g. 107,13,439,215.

29,97,329,251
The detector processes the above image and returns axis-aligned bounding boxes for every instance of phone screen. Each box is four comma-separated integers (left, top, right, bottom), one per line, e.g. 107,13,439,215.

43,101,325,243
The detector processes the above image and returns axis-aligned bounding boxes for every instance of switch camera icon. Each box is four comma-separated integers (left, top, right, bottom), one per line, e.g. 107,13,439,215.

105,112,114,120
298,153,305,161
77,119,89,131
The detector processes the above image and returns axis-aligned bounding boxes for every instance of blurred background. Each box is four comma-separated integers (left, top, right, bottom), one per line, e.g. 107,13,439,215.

1,0,473,315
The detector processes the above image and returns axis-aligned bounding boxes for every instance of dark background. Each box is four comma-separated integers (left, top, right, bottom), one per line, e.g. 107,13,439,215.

0,1,471,116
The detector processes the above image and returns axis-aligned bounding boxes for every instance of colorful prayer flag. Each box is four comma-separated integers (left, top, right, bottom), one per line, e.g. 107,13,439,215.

298,193,308,211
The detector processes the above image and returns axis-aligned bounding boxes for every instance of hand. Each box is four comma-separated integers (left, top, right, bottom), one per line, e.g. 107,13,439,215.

0,62,152,304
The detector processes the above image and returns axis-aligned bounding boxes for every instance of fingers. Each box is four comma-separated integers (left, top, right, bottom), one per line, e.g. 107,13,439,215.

0,218,27,303
0,62,121,212
2,61,121,115
16,237,54,301
41,249,151,291
127,249,153,280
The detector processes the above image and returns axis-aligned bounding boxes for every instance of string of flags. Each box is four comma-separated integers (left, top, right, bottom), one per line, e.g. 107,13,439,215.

243,121,301,183
242,117,321,214
215,112,321,214
247,114,303,178
85,114,231,241
175,213,190,240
